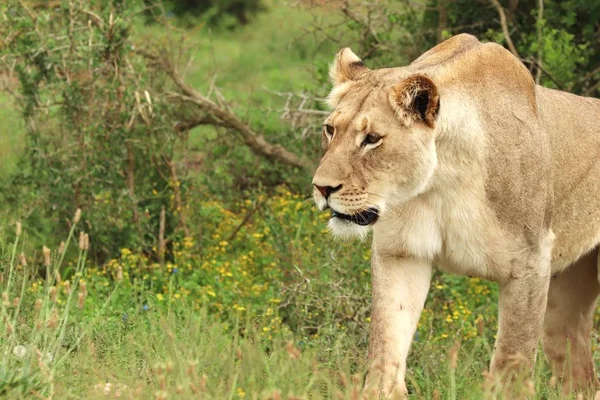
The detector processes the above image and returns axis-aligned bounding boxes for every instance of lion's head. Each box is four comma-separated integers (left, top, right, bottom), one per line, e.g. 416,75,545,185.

312,48,441,239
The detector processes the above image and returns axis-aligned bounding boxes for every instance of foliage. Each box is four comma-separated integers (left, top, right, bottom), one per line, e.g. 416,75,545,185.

302,1,599,97
165,0,266,28
57,190,501,358
420,0,600,95
1,0,191,261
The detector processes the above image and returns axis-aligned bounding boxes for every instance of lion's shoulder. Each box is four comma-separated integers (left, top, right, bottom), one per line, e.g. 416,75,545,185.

410,33,481,68
411,34,534,97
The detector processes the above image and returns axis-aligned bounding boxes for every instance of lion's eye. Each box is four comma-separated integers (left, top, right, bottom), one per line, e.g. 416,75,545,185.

324,124,335,136
362,133,381,146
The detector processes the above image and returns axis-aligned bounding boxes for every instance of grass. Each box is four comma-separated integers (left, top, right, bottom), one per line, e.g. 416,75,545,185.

0,93,24,180
0,202,592,400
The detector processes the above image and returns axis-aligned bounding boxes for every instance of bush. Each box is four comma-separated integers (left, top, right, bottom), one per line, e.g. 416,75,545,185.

149,0,266,28
1,1,190,261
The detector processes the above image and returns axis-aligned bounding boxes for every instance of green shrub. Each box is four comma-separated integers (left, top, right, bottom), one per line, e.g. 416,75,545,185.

170,0,265,26
1,0,190,261
144,0,266,29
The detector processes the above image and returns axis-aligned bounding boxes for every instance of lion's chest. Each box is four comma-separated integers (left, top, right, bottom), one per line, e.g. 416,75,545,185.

374,192,506,280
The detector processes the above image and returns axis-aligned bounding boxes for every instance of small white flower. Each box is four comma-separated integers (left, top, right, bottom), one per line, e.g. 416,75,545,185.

93,382,129,397
43,352,54,364
94,382,113,396
12,345,27,359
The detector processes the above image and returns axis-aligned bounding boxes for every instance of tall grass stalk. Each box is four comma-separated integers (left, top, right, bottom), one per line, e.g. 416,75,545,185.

0,209,122,397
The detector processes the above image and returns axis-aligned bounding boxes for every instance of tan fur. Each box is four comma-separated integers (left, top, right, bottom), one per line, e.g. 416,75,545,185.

312,34,600,397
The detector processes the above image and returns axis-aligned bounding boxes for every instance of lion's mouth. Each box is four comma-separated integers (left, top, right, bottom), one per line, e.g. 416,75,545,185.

331,208,379,226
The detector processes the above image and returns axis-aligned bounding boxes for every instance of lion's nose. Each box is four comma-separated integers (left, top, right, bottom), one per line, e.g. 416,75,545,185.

314,184,342,199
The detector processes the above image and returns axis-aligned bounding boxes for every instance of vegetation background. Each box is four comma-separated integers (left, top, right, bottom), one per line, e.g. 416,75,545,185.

0,0,599,398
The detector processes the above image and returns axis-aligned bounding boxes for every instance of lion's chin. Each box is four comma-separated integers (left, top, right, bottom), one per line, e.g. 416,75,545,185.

327,218,371,241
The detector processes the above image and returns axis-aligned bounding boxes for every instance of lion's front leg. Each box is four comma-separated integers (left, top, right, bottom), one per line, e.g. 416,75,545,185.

490,246,552,382
364,252,432,399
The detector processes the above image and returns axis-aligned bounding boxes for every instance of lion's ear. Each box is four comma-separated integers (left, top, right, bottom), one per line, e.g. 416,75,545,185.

390,74,440,127
329,48,369,86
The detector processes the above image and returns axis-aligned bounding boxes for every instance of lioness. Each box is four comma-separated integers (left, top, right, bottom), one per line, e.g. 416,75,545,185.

312,34,600,397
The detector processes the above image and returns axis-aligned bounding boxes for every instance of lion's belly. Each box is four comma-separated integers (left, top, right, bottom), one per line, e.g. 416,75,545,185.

537,86,600,272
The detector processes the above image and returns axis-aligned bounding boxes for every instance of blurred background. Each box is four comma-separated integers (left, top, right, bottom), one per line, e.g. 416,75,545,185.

0,0,599,397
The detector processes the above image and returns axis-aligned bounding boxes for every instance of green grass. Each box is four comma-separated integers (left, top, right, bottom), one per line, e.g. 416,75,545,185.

0,208,586,400
0,271,574,400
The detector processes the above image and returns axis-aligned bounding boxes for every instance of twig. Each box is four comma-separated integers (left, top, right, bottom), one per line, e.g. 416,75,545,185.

80,9,104,30
263,87,328,133
534,0,544,84
490,0,520,58
568,65,600,92
16,0,37,22
583,81,600,97
340,1,380,45
226,200,265,242
158,206,166,265
580,65,600,84
522,57,564,90
206,73,218,100
163,156,190,237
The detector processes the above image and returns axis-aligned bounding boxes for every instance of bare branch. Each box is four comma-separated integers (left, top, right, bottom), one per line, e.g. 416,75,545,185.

534,0,544,84
227,200,265,242
568,65,600,92
340,1,380,45
490,0,520,58
170,91,312,171
583,80,600,97
263,87,329,133
138,48,312,171
522,57,563,90
173,116,227,132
